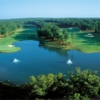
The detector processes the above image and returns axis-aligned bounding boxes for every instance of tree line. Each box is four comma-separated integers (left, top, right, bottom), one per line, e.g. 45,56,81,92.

25,18,100,33
0,67,100,100
0,18,100,38
0,19,24,37
44,18,100,32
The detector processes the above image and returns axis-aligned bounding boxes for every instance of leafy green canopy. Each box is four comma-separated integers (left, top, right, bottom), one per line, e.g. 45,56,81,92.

0,20,23,36
27,67,100,100
0,67,100,100
37,23,68,42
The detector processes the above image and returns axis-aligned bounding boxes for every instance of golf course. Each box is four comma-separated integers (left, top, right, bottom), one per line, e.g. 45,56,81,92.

0,28,38,53
1,0,100,99
37,26,100,54
0,29,22,53
0,26,100,53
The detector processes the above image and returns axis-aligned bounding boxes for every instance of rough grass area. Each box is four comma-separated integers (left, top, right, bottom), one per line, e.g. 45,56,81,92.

0,28,38,53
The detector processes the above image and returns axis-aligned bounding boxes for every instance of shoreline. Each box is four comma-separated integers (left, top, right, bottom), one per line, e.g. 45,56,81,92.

44,43,100,54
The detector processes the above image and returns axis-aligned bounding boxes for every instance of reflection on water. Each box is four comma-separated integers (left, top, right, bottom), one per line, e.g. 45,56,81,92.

39,44,69,57
0,40,100,84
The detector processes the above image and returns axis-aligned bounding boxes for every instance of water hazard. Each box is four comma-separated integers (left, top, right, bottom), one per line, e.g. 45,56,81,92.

0,40,100,84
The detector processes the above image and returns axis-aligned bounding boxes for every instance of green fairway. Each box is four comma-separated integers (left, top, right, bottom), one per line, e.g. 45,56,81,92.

70,31,100,53
0,28,38,53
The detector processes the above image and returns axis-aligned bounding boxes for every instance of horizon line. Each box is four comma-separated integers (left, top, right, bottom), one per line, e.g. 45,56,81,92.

0,17,100,20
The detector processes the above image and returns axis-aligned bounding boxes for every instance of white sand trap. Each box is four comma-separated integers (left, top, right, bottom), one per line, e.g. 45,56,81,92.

84,33,94,37
7,45,13,47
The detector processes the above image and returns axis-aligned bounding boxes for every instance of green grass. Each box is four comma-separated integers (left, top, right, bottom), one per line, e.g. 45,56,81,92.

69,31,100,53
0,28,38,53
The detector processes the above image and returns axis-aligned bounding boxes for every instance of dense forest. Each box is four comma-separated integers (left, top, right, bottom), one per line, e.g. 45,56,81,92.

37,23,68,44
0,18,100,38
0,67,100,100
23,18,100,33
0,19,23,37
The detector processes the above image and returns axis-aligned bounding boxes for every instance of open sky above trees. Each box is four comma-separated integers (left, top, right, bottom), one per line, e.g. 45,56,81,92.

0,0,100,19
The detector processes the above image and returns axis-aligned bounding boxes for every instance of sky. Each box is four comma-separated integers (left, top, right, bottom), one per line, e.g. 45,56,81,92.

0,0,100,19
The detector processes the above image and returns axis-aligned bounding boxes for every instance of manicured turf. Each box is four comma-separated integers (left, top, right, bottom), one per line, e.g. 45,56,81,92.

70,31,100,53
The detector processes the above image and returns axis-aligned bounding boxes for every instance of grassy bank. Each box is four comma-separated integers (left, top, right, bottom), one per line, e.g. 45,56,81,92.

0,28,38,53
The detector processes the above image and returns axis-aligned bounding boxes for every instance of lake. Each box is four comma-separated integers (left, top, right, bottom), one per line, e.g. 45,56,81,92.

0,29,100,84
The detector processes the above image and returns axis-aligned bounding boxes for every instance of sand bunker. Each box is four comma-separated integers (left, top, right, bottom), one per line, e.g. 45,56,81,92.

7,45,13,47
84,33,94,37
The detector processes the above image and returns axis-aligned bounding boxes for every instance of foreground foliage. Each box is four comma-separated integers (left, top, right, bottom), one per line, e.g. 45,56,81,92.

0,67,100,100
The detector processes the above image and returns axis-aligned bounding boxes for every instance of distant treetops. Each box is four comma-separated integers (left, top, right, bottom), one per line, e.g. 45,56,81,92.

37,23,68,44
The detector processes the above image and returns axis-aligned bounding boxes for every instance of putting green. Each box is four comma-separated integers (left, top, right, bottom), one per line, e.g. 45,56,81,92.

0,45,20,53
0,29,22,53
70,31,100,53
